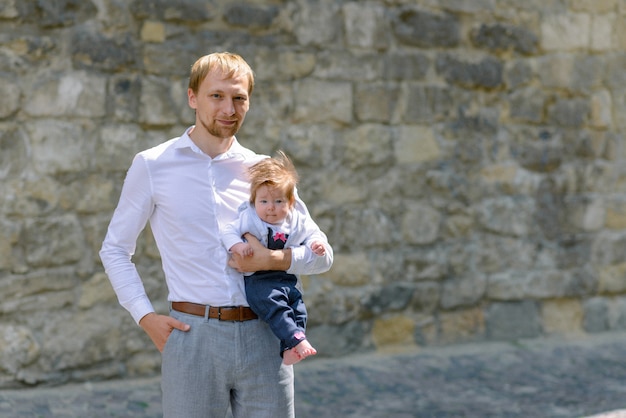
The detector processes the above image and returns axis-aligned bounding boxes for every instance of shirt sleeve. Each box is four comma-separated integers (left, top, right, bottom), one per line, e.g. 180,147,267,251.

221,217,246,252
99,154,156,324
286,193,334,276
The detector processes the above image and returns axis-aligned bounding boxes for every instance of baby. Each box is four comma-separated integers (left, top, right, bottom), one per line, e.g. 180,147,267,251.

222,151,328,365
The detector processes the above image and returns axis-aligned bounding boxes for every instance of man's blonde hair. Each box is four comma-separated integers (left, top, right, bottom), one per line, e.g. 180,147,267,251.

188,52,255,94
248,151,299,207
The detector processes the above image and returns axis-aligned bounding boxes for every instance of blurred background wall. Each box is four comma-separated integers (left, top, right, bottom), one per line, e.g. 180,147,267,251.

1,0,626,387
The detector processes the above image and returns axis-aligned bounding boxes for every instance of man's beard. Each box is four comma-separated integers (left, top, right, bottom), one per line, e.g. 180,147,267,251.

201,118,241,139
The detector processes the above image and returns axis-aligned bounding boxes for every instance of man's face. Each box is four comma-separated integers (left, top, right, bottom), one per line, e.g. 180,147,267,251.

187,70,250,140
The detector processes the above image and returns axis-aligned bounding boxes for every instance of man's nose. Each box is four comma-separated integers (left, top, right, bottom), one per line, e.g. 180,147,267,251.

222,99,235,115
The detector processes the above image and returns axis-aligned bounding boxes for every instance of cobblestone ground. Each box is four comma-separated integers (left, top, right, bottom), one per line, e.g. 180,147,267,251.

2,332,626,417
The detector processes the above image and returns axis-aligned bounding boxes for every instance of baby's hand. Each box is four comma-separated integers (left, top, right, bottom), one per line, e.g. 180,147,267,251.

230,242,253,257
310,241,326,256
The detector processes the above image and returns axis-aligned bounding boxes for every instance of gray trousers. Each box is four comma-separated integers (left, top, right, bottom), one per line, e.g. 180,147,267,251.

161,309,295,418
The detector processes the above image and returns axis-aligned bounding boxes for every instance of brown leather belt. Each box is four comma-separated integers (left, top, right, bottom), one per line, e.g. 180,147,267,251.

171,302,258,321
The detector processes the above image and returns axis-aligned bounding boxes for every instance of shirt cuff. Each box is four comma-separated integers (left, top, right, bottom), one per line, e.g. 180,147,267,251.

129,297,156,325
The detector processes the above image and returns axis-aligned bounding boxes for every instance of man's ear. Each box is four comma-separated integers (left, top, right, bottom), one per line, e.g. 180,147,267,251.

188,88,197,109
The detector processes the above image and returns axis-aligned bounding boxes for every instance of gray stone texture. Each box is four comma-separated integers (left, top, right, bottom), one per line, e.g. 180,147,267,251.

0,0,625,389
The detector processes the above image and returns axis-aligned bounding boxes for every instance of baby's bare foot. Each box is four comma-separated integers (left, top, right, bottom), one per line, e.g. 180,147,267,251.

282,348,302,365
294,340,317,360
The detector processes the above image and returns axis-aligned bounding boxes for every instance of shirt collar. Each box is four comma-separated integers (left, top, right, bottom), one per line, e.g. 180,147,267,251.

174,126,249,160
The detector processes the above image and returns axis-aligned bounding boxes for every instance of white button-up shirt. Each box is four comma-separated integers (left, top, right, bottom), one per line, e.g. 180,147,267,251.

100,127,333,324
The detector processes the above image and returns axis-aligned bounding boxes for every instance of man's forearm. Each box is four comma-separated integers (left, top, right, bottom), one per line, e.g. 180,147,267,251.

232,234,292,272
269,248,291,271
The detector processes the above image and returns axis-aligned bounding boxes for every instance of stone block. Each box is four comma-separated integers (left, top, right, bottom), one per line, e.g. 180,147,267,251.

402,202,441,245
343,2,388,49
25,0,97,28
591,231,626,266
326,253,371,287
598,262,626,294
410,281,441,313
504,60,533,89
541,299,583,334
0,218,19,271
224,4,278,29
605,199,626,229
438,307,485,344
571,0,618,13
96,124,145,171
617,16,626,51
392,8,460,48
583,297,610,332
403,85,454,123
130,0,214,22
107,75,141,122
485,300,542,340
488,269,595,300
372,315,416,348
254,51,316,81
475,196,534,237
547,98,590,128
611,297,626,330
440,275,487,309
0,0,18,19
308,322,373,357
470,23,538,55
395,126,441,164
562,196,605,232
436,54,504,89
139,76,179,126
293,80,352,124
590,89,613,128
537,53,574,89
26,120,93,175
313,51,381,81
508,87,545,123
293,0,341,46
23,214,85,267
404,248,447,282
79,272,117,309
71,29,137,72
591,15,615,51
355,83,402,123
438,0,495,12
0,125,28,179
384,53,430,80
306,286,364,326
24,72,106,118
140,21,165,43
338,206,398,247
478,164,518,188
362,283,415,316
541,13,591,51
0,325,40,375
0,79,19,118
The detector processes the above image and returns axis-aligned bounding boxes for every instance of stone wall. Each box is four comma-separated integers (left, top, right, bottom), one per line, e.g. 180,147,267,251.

1,0,626,387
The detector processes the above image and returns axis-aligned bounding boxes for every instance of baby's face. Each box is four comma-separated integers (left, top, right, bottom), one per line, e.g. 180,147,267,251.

253,185,291,225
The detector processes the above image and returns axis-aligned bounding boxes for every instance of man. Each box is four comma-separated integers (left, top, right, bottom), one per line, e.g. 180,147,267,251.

99,52,333,418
